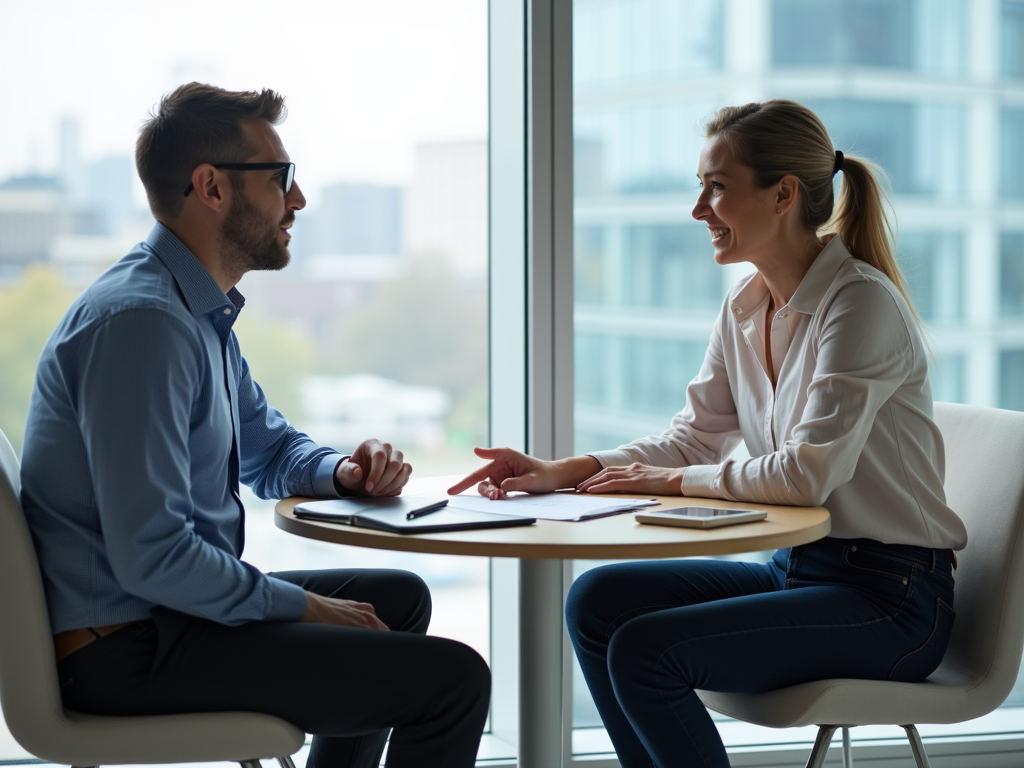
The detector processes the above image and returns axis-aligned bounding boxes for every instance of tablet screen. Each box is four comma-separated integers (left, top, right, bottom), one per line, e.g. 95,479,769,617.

667,507,755,518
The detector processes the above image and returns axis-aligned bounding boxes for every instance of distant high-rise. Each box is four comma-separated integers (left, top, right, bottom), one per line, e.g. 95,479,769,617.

404,141,487,278
86,156,136,235
303,182,402,258
58,118,87,204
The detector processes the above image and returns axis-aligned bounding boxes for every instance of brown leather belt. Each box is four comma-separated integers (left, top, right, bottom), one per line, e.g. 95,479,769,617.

53,622,136,662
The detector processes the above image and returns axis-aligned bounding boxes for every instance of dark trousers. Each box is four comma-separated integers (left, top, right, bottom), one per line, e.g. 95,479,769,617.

58,569,491,768
565,538,956,768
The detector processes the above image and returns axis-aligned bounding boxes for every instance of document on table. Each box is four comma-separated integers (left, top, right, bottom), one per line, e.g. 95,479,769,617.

446,492,660,522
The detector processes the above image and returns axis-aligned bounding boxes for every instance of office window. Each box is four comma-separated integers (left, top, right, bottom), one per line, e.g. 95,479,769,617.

929,353,966,403
806,99,964,199
772,0,966,74
1001,350,1024,410
898,232,964,324
1003,0,1024,78
575,101,719,197
1001,108,1024,200
574,0,722,89
0,2,488,759
1002,233,1024,315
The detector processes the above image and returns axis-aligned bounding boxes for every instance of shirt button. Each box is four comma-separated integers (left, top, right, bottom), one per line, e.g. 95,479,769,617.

223,308,232,315
732,307,741,315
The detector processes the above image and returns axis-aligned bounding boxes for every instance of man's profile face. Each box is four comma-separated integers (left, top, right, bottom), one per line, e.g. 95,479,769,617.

220,120,305,274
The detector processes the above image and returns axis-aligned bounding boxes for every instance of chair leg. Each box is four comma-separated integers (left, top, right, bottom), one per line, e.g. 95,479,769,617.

276,757,297,768
842,726,852,768
804,725,838,768
238,760,263,768
902,724,933,768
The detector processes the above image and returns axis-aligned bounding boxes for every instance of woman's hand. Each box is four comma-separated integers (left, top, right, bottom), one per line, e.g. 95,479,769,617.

576,462,685,496
447,448,602,499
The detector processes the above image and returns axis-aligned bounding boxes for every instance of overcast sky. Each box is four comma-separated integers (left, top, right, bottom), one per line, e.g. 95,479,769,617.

0,0,488,209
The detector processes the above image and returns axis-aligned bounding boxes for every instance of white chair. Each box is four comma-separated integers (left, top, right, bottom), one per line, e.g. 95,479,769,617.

697,402,1024,768
0,427,305,768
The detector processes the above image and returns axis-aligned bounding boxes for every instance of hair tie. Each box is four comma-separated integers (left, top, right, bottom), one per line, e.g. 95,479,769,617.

833,150,844,175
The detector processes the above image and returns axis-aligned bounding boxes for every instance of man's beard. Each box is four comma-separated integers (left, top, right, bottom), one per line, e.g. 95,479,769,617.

220,189,293,274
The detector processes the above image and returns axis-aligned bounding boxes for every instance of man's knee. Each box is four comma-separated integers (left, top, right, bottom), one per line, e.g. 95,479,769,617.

378,569,431,633
429,638,491,713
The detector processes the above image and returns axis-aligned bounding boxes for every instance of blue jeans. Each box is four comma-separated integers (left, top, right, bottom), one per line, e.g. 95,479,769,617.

565,537,956,768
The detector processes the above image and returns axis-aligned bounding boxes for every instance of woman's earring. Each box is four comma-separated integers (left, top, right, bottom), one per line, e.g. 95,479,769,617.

776,209,781,214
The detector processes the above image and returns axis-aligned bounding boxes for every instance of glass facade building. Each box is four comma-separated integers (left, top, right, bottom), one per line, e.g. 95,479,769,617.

574,0,1024,449
573,0,1024,730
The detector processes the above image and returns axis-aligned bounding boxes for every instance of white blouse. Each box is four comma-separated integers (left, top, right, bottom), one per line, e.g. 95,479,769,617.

590,236,968,550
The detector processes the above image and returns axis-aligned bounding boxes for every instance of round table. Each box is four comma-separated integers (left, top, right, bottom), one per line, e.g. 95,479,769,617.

275,477,830,768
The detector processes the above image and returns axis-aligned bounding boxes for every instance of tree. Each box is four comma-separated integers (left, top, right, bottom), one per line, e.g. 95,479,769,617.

326,256,489,444
232,311,318,424
0,267,78,454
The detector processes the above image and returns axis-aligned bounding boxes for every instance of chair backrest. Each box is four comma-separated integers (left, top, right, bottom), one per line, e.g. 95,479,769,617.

0,428,69,755
931,402,1024,709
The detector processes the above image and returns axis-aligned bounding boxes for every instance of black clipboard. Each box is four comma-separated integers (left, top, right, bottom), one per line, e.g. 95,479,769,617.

293,495,536,534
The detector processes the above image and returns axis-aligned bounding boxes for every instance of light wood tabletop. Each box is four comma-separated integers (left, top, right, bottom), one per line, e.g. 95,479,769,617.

274,476,831,560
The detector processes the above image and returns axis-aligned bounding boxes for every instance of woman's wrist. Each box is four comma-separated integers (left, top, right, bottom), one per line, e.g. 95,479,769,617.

552,455,603,489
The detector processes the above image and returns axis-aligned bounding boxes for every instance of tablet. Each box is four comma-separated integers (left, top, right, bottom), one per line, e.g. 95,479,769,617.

635,506,767,529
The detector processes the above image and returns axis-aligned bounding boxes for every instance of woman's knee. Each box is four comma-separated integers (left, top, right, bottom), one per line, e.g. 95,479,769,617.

605,615,655,682
565,565,624,643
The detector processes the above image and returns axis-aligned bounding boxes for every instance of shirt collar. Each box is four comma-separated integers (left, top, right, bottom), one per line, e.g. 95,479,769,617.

145,222,245,316
729,235,852,321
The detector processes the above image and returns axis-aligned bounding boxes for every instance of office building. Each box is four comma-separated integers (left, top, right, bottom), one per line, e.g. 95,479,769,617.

300,182,403,260
573,0,1024,453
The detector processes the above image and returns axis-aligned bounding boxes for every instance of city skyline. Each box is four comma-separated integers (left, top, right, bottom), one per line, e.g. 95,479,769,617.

0,0,488,206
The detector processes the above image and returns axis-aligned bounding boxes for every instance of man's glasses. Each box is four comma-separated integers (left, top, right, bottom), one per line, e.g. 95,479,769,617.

183,162,296,197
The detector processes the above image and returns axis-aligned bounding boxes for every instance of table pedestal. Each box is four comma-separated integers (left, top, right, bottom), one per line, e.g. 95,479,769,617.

519,558,566,768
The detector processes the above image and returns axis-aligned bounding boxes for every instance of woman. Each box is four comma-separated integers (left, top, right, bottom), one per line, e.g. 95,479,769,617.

449,100,967,768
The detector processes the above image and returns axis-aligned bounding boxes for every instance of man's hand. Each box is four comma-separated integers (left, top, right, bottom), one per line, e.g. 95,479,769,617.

447,448,602,499
335,438,412,496
302,591,389,630
575,462,685,496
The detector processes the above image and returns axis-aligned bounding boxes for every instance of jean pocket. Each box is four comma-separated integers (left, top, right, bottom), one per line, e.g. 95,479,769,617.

842,544,918,584
888,597,956,682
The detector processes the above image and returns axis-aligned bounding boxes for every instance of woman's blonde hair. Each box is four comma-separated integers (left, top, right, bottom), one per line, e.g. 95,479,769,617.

703,100,918,319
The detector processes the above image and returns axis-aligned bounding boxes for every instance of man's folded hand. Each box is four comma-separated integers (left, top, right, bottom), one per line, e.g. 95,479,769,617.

301,591,389,630
335,438,413,496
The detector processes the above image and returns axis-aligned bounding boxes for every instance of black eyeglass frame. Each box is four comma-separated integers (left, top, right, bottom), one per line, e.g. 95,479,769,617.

183,162,296,197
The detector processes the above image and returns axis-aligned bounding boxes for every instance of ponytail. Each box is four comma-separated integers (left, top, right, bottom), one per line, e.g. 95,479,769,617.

705,100,922,328
826,155,918,321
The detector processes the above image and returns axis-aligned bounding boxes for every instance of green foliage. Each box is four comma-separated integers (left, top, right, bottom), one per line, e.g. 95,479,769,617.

447,383,489,449
0,265,318,455
233,310,318,425
0,267,79,454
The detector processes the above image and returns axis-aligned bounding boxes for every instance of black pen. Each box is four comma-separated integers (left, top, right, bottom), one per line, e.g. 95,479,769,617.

406,500,448,520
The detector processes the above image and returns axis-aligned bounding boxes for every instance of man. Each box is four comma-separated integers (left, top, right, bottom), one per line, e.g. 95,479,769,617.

19,83,490,768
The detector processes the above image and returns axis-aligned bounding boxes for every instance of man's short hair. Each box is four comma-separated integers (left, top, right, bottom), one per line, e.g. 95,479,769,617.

136,83,286,217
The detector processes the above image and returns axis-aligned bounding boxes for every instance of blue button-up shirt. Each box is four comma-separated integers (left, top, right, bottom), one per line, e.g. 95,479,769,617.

21,223,344,634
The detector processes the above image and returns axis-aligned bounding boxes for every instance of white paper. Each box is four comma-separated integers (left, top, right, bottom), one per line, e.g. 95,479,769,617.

446,492,659,522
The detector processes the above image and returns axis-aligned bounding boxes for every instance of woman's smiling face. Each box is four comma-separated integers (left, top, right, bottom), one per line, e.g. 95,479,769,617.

691,134,780,267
